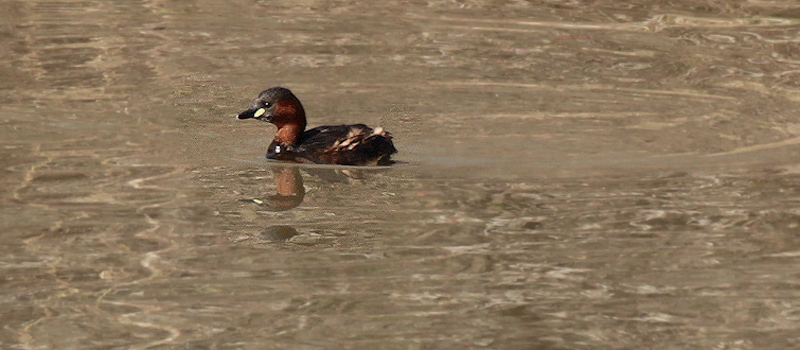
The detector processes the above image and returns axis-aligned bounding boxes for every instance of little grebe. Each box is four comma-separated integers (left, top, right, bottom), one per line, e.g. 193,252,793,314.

236,87,397,166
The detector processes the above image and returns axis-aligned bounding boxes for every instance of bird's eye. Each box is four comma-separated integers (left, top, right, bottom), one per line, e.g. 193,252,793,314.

264,102,272,108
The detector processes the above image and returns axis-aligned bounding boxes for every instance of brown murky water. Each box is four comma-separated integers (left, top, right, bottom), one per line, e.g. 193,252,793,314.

3,1,800,349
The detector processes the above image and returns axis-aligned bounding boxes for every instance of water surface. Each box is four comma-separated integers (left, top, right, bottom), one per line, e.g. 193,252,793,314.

2,1,800,349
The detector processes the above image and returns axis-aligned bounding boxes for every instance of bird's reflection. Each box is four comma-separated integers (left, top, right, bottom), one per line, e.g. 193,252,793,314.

245,163,391,242
247,163,305,211
260,225,300,242
247,163,390,211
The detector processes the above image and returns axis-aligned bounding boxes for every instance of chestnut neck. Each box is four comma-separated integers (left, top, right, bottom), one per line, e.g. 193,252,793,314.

271,99,307,146
273,123,305,146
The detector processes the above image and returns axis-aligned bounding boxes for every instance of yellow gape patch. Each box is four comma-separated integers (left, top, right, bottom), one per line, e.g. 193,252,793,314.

254,108,266,118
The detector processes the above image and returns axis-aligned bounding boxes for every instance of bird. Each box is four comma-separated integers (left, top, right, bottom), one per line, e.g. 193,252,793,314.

236,87,397,166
